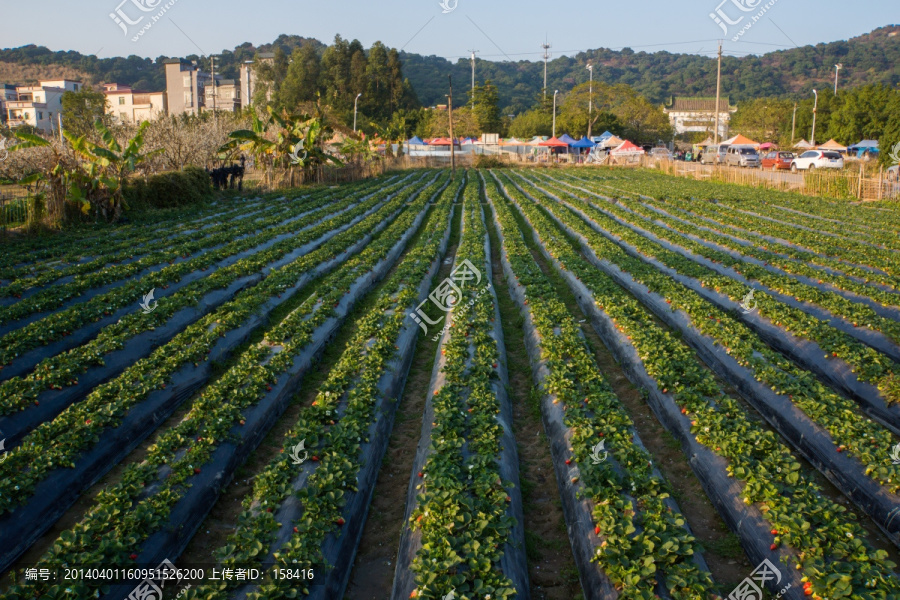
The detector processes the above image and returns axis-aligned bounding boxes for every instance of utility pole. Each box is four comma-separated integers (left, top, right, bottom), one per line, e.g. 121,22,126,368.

586,63,593,139
469,49,478,109
210,55,218,128
811,89,818,147
541,38,552,99
448,75,455,174
713,41,722,145
834,63,843,94
552,89,559,138
791,102,797,143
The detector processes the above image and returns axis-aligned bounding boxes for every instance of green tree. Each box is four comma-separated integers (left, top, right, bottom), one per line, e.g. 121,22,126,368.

508,109,552,139
278,43,321,109
469,80,502,134
60,86,110,139
729,98,794,144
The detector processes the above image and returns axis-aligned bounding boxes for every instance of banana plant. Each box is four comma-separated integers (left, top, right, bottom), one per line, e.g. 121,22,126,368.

65,120,163,220
10,131,82,223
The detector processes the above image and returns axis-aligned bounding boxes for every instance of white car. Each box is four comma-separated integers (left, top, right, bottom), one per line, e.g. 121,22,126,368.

649,147,672,160
790,150,844,172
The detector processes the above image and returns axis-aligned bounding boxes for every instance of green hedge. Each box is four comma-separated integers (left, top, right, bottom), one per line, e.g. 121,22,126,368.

123,167,212,209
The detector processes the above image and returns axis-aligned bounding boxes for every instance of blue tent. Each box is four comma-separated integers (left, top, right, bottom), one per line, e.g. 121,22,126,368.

598,131,613,139
408,136,426,145
848,139,879,158
571,137,596,148
559,134,578,146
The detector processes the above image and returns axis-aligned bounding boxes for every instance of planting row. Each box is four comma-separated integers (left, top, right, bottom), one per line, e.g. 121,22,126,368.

2,173,450,599
485,172,716,600
393,176,527,600
523,172,900,414
489,170,900,600
0,174,419,432
0,174,397,332
185,174,461,600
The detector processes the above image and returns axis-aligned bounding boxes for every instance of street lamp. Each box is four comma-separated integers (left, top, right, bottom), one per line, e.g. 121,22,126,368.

552,89,559,138
811,89,818,147
586,63,593,138
353,93,362,132
834,64,843,94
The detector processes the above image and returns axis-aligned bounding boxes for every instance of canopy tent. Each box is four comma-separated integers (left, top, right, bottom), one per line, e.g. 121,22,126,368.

600,135,624,148
794,139,813,149
849,139,879,151
611,140,644,155
526,136,546,146
501,137,525,146
817,139,848,152
848,140,879,157
722,134,759,146
571,137,596,148
597,131,614,140
758,142,776,150
538,137,568,147
407,136,427,145
428,137,460,146
559,134,578,146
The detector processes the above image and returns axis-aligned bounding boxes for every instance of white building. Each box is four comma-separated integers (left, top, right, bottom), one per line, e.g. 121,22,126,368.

4,79,81,132
102,83,167,123
663,96,736,139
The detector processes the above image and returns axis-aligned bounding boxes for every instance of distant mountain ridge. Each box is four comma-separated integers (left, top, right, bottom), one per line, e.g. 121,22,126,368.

1,26,897,114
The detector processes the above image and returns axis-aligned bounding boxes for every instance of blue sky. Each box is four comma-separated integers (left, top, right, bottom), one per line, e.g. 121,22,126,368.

2,0,897,61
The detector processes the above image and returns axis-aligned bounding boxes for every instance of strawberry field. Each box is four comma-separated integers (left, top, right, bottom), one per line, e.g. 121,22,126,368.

1,167,899,600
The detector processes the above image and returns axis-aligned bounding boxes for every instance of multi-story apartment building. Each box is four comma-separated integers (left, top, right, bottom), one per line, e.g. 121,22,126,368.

239,52,274,109
203,79,241,112
103,83,167,123
164,58,210,116
3,79,81,132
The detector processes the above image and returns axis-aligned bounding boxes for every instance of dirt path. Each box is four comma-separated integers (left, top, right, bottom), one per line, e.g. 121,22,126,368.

344,199,463,600
502,188,752,592
483,199,583,600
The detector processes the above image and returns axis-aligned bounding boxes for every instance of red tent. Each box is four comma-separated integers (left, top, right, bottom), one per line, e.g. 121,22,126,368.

429,137,460,146
538,137,568,147
610,140,644,154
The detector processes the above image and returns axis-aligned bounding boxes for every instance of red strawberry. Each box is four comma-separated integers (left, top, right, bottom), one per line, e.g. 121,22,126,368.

771,529,778,535
418,472,424,478
293,527,299,533
336,517,345,526
595,526,601,535
129,554,138,560
770,543,777,550
194,468,201,474
267,507,273,513
85,419,92,425
565,459,572,465
312,456,319,462
505,496,511,502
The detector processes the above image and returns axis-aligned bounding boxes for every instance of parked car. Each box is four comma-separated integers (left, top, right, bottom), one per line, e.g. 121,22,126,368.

761,151,795,171
649,147,673,161
700,144,730,165
725,145,760,168
790,150,844,171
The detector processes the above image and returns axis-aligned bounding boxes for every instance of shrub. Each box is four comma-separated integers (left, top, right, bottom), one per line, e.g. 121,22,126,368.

474,155,508,169
123,167,212,209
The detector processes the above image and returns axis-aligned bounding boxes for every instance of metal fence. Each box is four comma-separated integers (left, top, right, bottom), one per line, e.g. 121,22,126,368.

0,186,31,231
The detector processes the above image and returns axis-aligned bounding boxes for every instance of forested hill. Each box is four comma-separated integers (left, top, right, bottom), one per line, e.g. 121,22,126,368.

402,25,900,112
2,26,898,114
